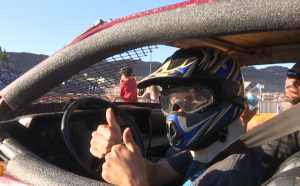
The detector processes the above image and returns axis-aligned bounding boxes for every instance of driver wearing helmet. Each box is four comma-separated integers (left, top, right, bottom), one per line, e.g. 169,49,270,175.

90,47,299,186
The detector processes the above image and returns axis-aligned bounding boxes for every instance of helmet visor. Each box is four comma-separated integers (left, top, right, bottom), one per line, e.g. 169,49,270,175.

160,85,215,115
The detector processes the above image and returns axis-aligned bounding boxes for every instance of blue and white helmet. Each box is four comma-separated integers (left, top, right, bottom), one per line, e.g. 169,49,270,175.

138,47,245,150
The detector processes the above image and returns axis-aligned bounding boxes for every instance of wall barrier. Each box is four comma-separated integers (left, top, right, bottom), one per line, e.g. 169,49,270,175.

258,101,289,114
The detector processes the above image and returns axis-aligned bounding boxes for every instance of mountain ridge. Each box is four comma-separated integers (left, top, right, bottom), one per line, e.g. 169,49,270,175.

6,52,288,93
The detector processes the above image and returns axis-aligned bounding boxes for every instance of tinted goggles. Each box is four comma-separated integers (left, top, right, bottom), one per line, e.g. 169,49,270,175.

160,85,215,115
287,69,300,80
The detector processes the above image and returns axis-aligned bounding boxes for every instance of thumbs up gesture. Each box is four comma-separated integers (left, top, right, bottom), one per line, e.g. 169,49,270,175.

90,108,148,185
90,108,122,158
102,128,148,186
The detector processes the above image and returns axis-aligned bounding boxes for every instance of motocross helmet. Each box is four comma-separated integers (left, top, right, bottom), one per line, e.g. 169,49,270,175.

137,47,245,151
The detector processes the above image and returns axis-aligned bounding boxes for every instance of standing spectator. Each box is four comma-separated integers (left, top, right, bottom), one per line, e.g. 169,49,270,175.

247,62,300,131
285,62,300,108
142,85,161,103
118,67,138,102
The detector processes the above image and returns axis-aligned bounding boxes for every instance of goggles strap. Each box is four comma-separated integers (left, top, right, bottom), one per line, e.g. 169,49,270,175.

222,95,245,109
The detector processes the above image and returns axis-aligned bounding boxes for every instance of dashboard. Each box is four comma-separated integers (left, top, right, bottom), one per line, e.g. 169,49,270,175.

0,107,169,158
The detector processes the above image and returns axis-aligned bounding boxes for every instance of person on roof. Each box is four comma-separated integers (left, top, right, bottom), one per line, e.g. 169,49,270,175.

118,67,138,102
90,47,299,186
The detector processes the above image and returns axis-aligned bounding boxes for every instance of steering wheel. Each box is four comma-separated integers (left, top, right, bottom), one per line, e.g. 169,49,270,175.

61,98,146,180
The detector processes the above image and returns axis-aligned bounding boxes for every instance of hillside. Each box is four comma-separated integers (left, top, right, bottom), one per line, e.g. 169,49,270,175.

6,52,288,93
241,66,287,93
6,52,161,76
7,52,49,73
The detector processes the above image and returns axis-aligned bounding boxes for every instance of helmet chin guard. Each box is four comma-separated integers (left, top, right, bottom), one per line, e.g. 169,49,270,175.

166,100,243,151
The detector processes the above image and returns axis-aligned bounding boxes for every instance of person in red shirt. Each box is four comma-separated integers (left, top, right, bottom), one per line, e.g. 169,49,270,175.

118,67,138,102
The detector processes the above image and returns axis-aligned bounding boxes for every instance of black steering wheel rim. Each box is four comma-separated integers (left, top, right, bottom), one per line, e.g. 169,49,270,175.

61,98,146,180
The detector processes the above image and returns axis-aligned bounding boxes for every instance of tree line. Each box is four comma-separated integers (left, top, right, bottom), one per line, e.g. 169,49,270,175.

0,46,9,63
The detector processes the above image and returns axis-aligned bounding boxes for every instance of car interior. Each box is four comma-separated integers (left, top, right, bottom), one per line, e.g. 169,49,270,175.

0,0,299,185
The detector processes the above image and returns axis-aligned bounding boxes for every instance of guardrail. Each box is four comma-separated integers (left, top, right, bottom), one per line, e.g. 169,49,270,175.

112,97,123,102
112,97,151,103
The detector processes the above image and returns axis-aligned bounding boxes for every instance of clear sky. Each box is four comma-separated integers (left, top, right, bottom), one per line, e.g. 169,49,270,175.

0,0,295,69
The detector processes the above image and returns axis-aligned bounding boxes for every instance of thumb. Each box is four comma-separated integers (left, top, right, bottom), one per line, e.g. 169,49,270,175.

106,108,122,142
106,108,118,129
123,128,137,153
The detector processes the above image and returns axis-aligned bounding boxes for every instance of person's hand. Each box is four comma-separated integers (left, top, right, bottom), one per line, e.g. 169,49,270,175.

102,128,149,186
90,108,122,158
120,75,125,84
240,102,258,131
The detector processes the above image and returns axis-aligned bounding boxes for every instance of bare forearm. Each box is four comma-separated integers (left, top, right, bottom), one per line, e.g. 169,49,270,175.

142,92,149,98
